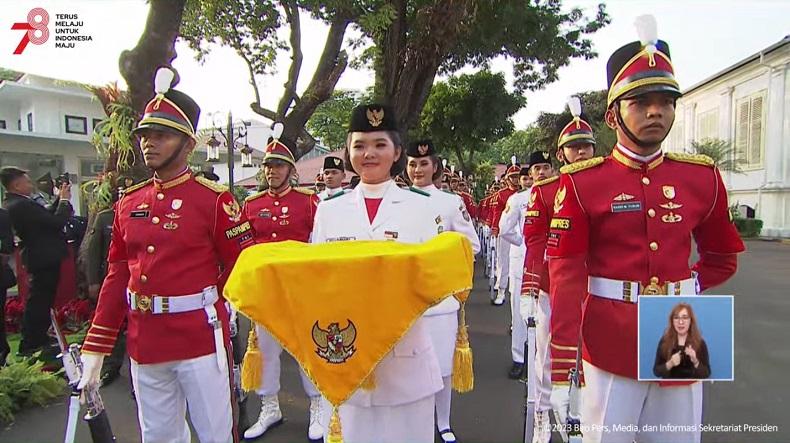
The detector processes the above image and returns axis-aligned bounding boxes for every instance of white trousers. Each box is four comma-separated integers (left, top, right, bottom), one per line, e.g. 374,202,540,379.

320,395,435,443
256,325,319,397
582,361,703,443
130,353,234,443
509,251,526,362
533,291,552,412
495,237,510,291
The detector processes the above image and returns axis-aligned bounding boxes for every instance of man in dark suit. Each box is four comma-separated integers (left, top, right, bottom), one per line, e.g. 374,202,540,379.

1,166,72,356
0,207,15,365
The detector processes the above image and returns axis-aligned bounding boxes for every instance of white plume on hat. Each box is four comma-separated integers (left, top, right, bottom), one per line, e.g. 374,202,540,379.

451,165,455,174
271,122,284,140
511,154,517,166
567,96,582,118
442,158,448,168
153,67,175,95
634,14,658,55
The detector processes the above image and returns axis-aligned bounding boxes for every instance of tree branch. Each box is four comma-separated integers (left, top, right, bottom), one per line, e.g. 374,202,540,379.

250,103,278,121
277,0,303,117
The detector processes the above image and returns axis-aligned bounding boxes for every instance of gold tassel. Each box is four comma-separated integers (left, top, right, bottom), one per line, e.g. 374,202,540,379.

452,302,474,393
360,371,376,391
241,327,262,391
326,407,343,443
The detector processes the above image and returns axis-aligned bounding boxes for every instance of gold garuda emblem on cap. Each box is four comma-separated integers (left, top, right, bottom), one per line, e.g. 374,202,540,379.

366,107,384,127
418,144,429,155
542,151,550,160
312,320,357,364
333,158,341,166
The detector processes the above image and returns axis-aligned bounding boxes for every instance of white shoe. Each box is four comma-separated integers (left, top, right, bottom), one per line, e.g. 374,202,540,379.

243,395,283,439
308,396,324,441
493,290,506,305
532,410,551,443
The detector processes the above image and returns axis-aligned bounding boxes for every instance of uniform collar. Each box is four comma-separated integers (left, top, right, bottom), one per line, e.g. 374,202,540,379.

358,180,392,199
612,143,664,171
418,184,439,194
268,185,292,198
153,168,191,190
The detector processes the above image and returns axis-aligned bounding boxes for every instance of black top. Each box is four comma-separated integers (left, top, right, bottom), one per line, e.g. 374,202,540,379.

653,338,711,379
84,208,115,285
2,193,71,271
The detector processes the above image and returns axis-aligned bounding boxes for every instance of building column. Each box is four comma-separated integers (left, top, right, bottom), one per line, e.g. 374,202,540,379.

719,86,735,186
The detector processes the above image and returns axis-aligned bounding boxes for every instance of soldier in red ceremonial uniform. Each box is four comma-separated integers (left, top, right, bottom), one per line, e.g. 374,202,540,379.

521,97,596,442
241,125,323,441
547,16,744,443
79,67,253,443
456,180,478,222
490,164,521,305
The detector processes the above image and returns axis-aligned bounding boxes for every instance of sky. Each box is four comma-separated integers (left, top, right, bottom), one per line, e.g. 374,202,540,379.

1,0,788,131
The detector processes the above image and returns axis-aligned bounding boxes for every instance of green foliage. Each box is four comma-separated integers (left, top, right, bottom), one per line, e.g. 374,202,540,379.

471,161,495,200
689,138,744,173
733,218,763,238
0,67,23,82
229,184,251,203
181,0,284,75
420,70,525,171
306,89,362,150
0,358,66,424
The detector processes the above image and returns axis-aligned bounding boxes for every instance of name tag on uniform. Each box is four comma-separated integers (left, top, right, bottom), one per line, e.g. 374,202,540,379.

611,202,642,213
130,210,149,218
327,236,356,242
258,210,272,219
384,231,399,240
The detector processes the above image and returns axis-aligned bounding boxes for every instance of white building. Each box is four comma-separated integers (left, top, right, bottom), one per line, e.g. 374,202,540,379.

664,36,790,238
0,72,105,215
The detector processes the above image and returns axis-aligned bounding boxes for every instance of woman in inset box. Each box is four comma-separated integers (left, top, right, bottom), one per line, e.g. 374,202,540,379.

653,302,711,379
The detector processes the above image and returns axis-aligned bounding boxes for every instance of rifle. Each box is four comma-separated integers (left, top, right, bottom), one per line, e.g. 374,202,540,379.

488,234,497,303
50,309,116,443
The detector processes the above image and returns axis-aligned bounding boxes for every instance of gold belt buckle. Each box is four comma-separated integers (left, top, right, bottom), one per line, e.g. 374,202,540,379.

136,293,153,312
640,277,668,295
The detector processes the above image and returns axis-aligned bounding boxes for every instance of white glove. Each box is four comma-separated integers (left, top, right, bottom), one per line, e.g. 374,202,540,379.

77,353,105,390
550,384,571,425
519,294,534,321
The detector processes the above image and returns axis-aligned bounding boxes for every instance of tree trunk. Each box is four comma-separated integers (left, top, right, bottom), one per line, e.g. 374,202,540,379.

118,0,186,178
380,0,472,132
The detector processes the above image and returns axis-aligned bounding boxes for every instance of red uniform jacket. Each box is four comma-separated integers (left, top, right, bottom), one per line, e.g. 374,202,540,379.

490,187,517,233
478,195,491,224
521,176,560,295
243,186,319,243
83,171,254,364
459,191,477,221
546,148,744,383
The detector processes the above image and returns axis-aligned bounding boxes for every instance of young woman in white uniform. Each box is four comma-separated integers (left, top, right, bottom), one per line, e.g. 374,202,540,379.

405,140,480,443
312,104,444,443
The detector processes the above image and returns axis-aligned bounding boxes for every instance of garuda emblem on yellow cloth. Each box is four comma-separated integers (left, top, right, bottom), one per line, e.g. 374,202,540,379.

313,320,357,364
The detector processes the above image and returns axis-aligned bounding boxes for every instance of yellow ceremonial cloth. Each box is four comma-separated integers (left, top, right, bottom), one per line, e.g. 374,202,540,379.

224,232,473,406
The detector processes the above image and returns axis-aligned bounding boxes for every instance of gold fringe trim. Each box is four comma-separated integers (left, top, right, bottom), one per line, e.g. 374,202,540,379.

241,327,262,391
327,407,343,443
452,301,474,393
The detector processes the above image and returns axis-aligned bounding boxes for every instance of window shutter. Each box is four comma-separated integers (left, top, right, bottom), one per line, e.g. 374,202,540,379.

735,98,750,163
748,94,764,166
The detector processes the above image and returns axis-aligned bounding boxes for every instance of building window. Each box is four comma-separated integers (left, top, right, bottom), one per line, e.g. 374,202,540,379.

65,115,88,134
26,112,33,131
696,107,719,141
0,120,5,129
667,119,684,151
735,91,766,169
92,118,103,132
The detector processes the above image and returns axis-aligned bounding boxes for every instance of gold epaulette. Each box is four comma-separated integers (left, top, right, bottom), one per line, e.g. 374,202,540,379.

533,176,559,187
122,178,152,196
559,156,605,175
293,187,316,195
665,152,714,167
195,176,229,193
244,191,267,203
